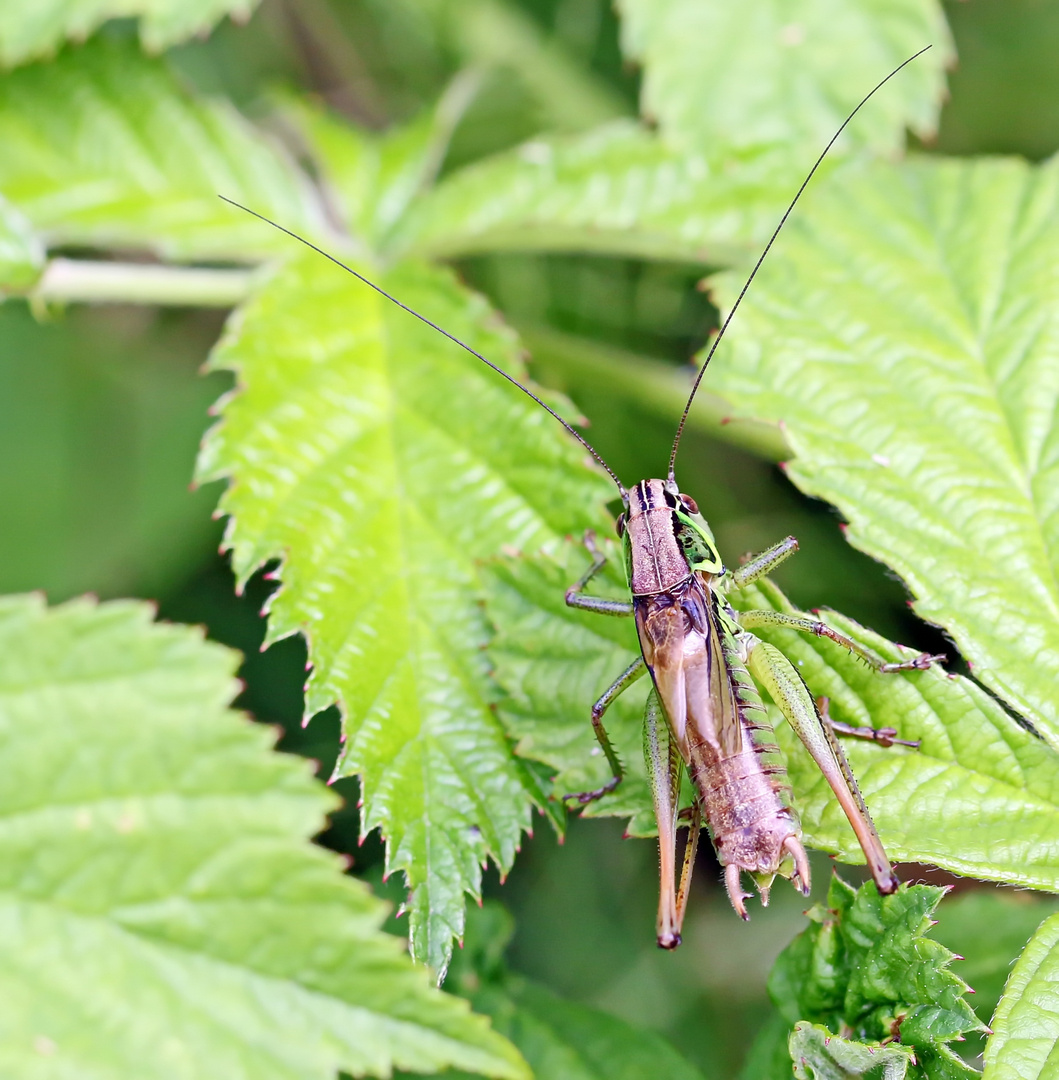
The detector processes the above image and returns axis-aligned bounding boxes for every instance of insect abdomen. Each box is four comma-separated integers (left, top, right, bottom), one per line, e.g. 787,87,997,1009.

687,644,802,883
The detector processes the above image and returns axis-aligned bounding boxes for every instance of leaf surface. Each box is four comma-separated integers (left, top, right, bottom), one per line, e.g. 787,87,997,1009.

708,156,1059,746
788,1022,913,1080
0,594,528,1080
280,78,476,253
0,38,321,261
428,903,707,1080
616,0,951,156
0,193,42,288
399,121,799,264
0,0,260,64
771,878,981,1080
484,542,1059,892
984,911,1059,1080
197,251,611,974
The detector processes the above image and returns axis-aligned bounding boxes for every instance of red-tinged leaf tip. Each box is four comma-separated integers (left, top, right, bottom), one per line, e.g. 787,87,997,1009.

984,1027,994,1036
340,853,353,870
952,954,965,962
188,479,199,492
305,661,312,672
778,460,789,473
720,416,731,425
824,1037,831,1047
966,987,975,994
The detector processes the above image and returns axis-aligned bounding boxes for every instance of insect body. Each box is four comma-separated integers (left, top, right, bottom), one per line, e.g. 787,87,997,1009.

222,47,937,951
566,479,933,945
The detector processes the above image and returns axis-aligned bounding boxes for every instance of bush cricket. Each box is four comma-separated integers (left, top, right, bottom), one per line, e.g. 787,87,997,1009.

221,45,940,949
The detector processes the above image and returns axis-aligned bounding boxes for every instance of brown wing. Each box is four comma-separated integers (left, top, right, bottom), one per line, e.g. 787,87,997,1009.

636,577,742,760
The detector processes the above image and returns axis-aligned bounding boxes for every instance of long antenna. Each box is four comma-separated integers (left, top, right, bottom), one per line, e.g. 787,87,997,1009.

667,45,932,483
218,195,629,500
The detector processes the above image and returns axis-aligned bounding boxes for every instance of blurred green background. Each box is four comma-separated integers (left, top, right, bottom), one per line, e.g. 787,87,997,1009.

5,1,1059,1075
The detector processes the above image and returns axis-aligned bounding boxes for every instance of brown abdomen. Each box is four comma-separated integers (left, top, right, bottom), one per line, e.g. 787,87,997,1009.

687,643,800,877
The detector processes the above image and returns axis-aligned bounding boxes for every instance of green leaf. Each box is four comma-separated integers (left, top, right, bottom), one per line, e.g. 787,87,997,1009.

0,593,529,1080
0,38,322,261
708,155,1059,747
399,121,801,264
484,541,1059,893
0,193,42,288
984,910,1059,1080
615,0,952,156
280,74,478,253
482,544,653,835
770,878,981,1080
197,251,611,974
430,903,707,1080
0,0,260,65
788,1022,914,1080
931,891,1059,1033
743,577,1059,894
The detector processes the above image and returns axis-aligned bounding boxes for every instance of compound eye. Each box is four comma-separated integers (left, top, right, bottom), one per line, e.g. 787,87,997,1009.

615,512,626,538
679,494,700,515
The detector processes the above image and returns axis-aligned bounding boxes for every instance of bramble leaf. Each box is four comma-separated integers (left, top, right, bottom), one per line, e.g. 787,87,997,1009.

709,155,1059,748
426,903,707,1080
771,878,981,1080
0,0,259,65
484,541,1059,893
615,0,951,157
789,1022,913,1080
399,121,800,264
279,76,478,253
983,910,1059,1080
0,38,322,261
0,193,42,288
197,251,611,974
0,594,529,1080
932,891,1059,1034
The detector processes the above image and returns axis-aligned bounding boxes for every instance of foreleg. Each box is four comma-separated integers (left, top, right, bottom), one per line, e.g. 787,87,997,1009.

565,531,634,617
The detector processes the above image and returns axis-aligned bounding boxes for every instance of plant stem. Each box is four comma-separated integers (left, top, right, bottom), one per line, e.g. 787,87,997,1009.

518,324,789,462
33,258,255,308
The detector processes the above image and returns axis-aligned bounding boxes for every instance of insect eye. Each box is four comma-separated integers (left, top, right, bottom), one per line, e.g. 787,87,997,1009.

615,512,626,537
679,494,700,515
